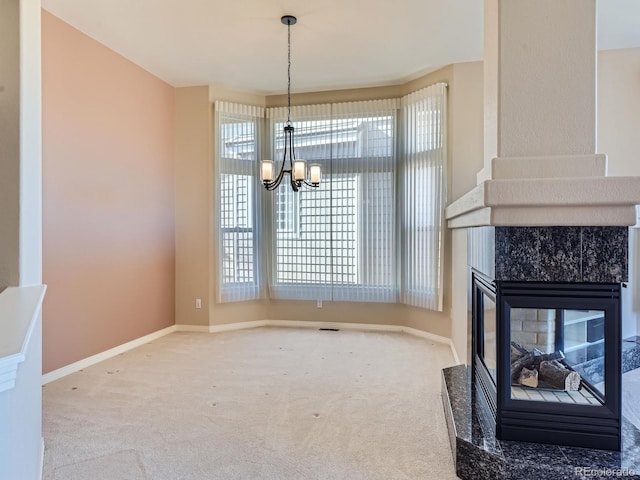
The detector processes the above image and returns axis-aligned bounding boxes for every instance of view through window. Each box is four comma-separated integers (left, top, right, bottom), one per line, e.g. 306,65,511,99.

215,84,446,309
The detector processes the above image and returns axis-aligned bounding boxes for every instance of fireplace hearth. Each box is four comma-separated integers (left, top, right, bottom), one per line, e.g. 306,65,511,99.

441,226,640,479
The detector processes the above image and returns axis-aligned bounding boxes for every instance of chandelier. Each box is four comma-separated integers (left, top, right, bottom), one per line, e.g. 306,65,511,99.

260,15,321,192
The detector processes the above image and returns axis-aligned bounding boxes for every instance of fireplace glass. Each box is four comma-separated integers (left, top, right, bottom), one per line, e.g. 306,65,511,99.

509,307,605,405
494,281,621,450
483,295,497,383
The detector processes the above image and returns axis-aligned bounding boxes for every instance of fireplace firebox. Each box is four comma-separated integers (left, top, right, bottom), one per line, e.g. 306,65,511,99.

473,270,622,450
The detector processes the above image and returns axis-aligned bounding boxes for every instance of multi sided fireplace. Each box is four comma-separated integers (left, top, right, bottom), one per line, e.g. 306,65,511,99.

473,272,622,450
471,226,627,451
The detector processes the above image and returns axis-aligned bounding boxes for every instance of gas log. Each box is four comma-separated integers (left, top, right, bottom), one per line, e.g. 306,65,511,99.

510,342,581,391
539,360,581,391
518,367,539,388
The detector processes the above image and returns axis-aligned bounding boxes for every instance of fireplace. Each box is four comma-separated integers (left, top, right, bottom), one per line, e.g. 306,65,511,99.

472,270,622,450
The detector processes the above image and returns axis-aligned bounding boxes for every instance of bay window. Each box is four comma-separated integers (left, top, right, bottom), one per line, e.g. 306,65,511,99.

214,83,446,310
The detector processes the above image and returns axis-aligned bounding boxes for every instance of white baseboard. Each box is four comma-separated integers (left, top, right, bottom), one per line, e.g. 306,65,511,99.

449,344,461,366
174,324,211,333
267,319,402,333
402,326,461,365
266,320,460,364
209,320,267,333
42,325,177,385
44,320,462,384
175,321,268,333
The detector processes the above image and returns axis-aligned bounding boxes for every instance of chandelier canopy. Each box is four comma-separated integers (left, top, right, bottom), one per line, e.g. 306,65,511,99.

260,15,321,192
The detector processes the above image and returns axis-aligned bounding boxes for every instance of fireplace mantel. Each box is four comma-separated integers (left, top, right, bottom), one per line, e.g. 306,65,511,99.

446,155,640,229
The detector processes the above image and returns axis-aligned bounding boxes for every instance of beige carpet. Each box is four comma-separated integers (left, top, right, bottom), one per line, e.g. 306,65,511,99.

43,327,459,480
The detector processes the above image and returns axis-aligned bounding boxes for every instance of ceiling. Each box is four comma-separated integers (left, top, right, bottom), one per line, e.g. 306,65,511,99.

42,0,640,95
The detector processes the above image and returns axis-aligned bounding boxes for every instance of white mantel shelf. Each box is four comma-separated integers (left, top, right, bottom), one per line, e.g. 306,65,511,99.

0,285,46,393
446,155,640,229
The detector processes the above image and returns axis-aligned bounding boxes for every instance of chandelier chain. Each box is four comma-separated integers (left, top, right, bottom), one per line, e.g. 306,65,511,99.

287,19,292,124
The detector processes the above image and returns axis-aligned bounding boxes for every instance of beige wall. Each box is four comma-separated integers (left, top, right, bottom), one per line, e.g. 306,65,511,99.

598,47,640,177
598,47,640,338
174,86,212,326
449,62,484,203
0,0,21,289
42,11,176,373
448,62,484,362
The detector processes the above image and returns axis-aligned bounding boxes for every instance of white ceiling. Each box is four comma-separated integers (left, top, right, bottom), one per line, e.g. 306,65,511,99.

42,0,640,95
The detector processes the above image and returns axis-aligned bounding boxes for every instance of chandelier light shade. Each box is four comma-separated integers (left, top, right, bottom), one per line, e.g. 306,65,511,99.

261,15,321,192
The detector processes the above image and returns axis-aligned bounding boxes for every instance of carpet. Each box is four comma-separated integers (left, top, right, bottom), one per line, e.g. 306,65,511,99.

43,327,459,479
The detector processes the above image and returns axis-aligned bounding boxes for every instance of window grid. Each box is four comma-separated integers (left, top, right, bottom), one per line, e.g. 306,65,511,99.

275,175,358,285
220,174,254,284
270,109,397,301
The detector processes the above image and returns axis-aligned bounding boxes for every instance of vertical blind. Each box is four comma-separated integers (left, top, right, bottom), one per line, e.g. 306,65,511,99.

266,100,399,302
215,101,265,302
215,83,447,311
401,83,447,310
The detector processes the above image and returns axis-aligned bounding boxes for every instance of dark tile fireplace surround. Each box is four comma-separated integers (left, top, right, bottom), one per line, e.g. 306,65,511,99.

442,226,640,480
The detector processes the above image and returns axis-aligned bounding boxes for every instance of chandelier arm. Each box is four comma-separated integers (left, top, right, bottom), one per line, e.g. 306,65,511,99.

300,180,320,189
289,127,296,165
290,172,299,192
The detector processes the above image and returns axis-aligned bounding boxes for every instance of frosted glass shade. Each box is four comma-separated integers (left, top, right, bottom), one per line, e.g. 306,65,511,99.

261,160,274,182
309,165,321,184
293,160,306,181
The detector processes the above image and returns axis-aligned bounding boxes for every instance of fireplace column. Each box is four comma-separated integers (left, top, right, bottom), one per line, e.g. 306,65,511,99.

446,0,640,228
445,0,640,454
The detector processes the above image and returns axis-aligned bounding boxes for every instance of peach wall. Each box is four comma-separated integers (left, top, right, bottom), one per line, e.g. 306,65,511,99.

41,11,175,373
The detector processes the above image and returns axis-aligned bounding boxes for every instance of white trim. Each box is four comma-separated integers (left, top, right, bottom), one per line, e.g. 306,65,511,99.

175,321,269,333
0,286,47,393
449,344,461,366
44,320,462,384
38,437,44,480
209,320,267,333
267,319,402,332
174,324,211,333
402,326,461,365
42,325,177,385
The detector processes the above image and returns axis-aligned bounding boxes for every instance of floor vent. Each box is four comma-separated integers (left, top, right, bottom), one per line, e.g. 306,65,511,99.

319,328,340,331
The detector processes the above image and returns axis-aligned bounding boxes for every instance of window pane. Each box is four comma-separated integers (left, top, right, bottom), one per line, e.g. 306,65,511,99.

220,174,254,284
270,110,397,302
220,121,256,162
215,103,262,302
275,174,358,285
401,83,446,310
